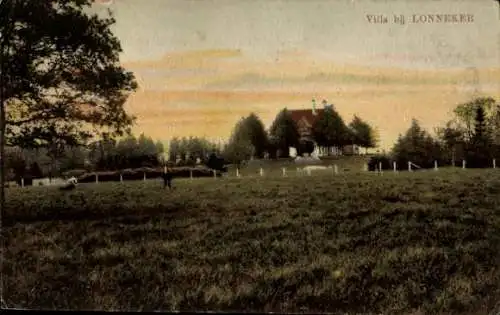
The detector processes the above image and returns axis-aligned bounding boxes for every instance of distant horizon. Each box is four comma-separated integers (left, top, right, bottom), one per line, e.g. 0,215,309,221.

90,0,499,152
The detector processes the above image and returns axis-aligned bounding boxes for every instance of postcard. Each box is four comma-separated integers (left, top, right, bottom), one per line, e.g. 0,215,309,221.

2,0,500,314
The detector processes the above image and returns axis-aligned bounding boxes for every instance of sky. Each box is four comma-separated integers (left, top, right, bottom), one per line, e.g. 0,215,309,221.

93,0,499,151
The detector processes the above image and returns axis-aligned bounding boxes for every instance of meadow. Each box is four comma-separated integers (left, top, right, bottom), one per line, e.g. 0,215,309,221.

3,168,500,314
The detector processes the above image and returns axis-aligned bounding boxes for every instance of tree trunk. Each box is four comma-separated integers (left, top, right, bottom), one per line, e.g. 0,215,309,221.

452,147,456,167
0,76,5,214
0,24,7,216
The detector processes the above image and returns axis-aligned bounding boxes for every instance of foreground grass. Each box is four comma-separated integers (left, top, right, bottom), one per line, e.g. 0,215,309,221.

3,169,500,313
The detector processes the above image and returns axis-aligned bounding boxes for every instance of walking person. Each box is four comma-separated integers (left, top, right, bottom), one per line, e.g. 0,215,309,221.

162,167,174,190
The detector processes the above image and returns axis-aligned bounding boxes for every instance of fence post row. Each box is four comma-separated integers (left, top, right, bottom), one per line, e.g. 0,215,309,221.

18,157,500,187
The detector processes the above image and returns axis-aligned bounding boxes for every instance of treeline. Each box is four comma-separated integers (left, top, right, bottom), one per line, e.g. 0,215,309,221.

370,97,500,170
4,134,166,181
88,134,165,170
223,101,378,166
168,137,224,166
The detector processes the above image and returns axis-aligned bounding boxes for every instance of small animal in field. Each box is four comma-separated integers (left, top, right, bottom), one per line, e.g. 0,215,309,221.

301,165,332,174
161,168,174,190
302,165,331,171
60,177,78,191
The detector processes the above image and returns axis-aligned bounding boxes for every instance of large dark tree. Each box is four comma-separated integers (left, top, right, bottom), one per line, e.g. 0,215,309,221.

242,113,269,158
472,105,488,144
268,108,300,158
436,121,466,166
348,115,377,154
391,119,443,169
312,105,350,154
223,118,254,168
466,104,494,168
438,97,500,166
0,0,137,208
453,97,497,142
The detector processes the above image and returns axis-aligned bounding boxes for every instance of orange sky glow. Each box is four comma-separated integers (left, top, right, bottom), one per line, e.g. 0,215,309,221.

94,0,500,151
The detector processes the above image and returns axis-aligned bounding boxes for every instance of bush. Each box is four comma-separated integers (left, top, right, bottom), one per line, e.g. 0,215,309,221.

206,153,227,171
465,150,495,169
367,155,392,171
15,174,33,186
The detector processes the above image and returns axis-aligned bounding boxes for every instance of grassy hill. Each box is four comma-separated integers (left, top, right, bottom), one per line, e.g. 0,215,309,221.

3,168,500,314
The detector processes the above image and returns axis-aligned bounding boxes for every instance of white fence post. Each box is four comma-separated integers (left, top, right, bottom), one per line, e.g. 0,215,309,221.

434,160,438,171
282,167,286,177
164,166,167,173
21,178,24,188
236,168,240,177
378,162,382,173
363,163,368,172
120,173,123,183
462,160,466,169
213,170,217,178
393,161,397,172
96,174,99,183
334,164,338,174
408,161,412,172
260,167,264,177
190,169,193,180
493,159,496,169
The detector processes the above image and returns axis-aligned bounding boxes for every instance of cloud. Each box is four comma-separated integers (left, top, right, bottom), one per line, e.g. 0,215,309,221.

202,71,468,91
123,49,243,69
124,49,499,92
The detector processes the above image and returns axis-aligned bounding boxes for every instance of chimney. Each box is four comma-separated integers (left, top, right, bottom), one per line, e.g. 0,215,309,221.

312,98,317,115
323,99,333,110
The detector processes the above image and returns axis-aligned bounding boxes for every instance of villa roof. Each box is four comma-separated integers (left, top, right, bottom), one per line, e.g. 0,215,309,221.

289,108,325,125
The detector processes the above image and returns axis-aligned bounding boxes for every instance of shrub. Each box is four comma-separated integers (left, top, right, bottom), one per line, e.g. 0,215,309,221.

465,149,495,169
367,155,392,171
